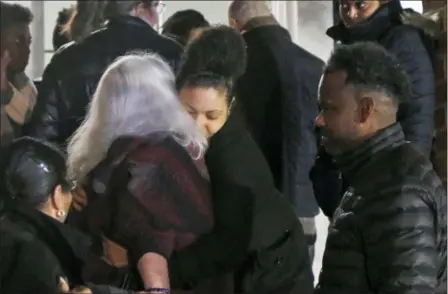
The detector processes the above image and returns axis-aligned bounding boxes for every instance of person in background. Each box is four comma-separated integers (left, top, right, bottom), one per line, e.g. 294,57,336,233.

0,1,37,147
161,9,210,47
63,1,109,45
52,5,75,51
24,0,182,148
314,42,446,294
327,0,436,157
67,53,214,293
168,25,313,294
228,0,323,262
0,137,133,294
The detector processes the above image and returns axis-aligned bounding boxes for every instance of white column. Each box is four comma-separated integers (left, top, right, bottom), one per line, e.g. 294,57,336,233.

28,1,45,79
271,1,333,60
296,1,334,61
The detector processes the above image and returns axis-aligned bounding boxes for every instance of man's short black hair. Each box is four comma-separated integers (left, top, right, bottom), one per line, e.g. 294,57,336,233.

162,10,210,46
325,41,411,105
0,1,33,31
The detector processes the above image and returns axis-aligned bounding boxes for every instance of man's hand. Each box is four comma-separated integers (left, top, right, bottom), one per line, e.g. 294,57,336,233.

1,49,11,91
72,186,88,211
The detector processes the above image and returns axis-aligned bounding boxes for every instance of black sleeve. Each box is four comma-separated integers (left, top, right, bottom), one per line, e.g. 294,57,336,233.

23,60,65,145
168,184,254,288
87,283,134,294
234,47,277,147
387,27,435,157
363,187,438,293
283,66,320,217
1,235,63,294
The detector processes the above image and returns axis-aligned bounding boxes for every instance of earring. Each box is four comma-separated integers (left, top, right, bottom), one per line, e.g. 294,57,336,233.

56,210,66,218
228,97,236,115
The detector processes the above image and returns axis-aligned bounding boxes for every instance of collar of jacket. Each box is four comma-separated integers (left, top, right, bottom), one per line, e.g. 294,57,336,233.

107,15,156,33
241,15,279,34
206,107,246,158
326,0,403,43
334,123,406,181
2,203,91,283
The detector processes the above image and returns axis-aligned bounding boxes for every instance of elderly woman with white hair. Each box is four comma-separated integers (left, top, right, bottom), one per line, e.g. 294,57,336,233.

66,53,215,293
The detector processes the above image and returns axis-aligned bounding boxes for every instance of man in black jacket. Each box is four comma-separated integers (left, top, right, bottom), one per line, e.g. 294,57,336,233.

327,0,436,158
24,0,182,147
228,0,324,260
314,42,446,294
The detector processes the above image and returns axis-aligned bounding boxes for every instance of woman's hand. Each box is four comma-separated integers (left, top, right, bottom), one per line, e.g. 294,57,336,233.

59,277,70,293
72,186,88,211
69,286,92,294
1,50,11,91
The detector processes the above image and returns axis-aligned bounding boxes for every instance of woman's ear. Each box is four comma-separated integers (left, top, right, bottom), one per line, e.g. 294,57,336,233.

50,184,72,220
50,185,64,211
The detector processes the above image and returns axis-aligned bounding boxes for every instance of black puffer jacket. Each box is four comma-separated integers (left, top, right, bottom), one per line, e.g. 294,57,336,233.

24,16,182,147
315,123,447,294
327,0,436,157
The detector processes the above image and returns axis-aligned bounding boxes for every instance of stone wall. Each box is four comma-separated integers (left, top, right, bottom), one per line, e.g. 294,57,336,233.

423,0,447,188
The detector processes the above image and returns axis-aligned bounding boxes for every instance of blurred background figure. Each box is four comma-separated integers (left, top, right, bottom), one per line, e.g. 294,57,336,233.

63,1,108,45
52,5,75,51
24,0,182,148
228,0,324,263
0,1,37,148
162,9,210,47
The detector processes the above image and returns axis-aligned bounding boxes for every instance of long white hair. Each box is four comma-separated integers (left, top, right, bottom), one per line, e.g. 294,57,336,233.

67,52,208,184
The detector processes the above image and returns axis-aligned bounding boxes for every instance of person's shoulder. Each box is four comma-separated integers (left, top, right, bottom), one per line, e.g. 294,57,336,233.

382,23,426,48
368,143,442,201
0,223,64,293
125,133,190,165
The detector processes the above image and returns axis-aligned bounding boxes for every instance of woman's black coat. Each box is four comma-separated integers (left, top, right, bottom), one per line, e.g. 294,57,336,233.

0,204,131,294
168,110,314,294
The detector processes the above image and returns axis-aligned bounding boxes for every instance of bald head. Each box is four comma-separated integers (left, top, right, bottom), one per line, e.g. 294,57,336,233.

229,0,271,24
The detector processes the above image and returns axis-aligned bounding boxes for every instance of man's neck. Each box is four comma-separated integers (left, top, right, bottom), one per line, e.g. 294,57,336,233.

241,15,278,33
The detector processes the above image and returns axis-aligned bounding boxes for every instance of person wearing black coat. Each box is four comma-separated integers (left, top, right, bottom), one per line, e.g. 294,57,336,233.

23,0,182,148
327,0,436,157
227,1,324,258
314,0,438,220
0,137,132,294
314,42,446,294
168,25,313,294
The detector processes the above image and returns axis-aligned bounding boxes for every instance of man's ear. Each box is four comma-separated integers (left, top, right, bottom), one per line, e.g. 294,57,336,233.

357,96,374,123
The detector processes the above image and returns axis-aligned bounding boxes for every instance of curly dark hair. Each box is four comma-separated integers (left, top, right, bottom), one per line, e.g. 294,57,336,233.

0,1,33,31
162,9,210,46
325,41,411,105
176,25,247,102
